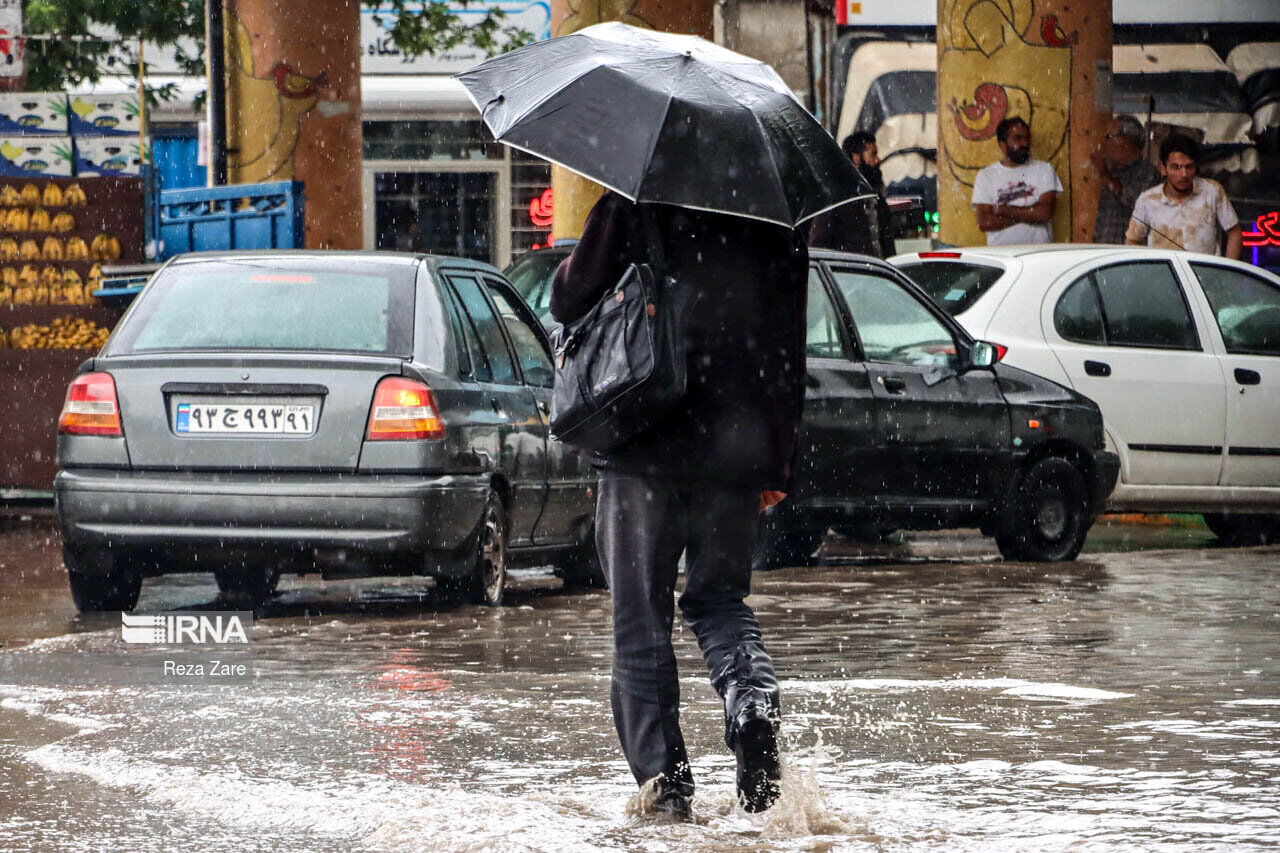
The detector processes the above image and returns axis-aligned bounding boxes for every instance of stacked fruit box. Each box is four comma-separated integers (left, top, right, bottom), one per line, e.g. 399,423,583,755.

0,175,142,491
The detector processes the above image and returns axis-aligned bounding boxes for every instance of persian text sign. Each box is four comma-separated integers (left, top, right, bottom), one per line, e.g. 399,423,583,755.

362,1,551,74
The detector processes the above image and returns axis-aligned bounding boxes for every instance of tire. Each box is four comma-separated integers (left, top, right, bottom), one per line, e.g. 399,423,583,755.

1203,513,1280,547
996,457,1090,562
440,491,508,606
751,519,820,572
214,566,280,607
65,546,142,612
558,524,607,590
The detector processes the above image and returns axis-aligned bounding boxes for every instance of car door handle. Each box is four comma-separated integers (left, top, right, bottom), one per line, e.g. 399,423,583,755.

1084,360,1111,377
490,397,504,414
1235,368,1261,386
537,399,550,414
881,376,907,394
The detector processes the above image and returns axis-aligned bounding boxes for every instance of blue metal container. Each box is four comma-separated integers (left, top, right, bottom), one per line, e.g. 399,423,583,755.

155,180,306,260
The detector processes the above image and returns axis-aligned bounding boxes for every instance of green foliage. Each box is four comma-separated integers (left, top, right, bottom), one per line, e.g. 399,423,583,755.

21,0,533,100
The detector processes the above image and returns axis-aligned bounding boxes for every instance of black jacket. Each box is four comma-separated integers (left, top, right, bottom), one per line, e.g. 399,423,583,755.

551,192,808,490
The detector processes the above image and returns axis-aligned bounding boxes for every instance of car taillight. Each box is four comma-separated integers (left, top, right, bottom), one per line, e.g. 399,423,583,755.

992,343,1009,362
917,251,962,258
58,372,123,436
366,377,444,441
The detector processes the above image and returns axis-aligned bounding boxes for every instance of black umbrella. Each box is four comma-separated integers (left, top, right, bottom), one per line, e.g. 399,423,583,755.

454,22,871,227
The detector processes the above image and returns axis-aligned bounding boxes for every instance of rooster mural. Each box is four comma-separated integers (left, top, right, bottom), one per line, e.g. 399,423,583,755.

224,12,327,183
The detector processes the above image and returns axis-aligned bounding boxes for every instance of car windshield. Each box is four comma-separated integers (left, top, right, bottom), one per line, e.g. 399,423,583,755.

896,261,1005,315
505,250,566,316
108,259,416,355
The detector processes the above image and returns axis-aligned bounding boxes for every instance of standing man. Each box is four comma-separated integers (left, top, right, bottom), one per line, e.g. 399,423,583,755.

1091,115,1161,244
808,131,893,256
552,192,808,819
971,117,1063,245
1126,134,1242,258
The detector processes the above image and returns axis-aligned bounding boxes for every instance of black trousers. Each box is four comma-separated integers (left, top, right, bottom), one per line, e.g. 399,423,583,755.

595,470,780,796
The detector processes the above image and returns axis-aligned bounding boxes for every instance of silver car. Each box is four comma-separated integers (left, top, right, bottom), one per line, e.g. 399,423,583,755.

55,251,601,612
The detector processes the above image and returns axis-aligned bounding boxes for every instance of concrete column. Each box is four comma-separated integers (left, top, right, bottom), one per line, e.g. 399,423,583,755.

547,0,715,242
937,0,1112,246
222,0,363,249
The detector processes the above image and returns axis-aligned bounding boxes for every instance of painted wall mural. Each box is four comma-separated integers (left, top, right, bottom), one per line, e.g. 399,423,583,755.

938,0,1074,246
225,11,328,184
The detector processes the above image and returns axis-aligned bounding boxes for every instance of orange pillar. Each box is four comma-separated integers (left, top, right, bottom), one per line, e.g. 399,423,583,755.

222,0,363,249
547,0,715,242
937,0,1111,245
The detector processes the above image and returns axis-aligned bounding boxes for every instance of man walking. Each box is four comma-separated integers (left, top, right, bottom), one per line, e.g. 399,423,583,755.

971,116,1062,245
552,191,808,819
1091,115,1161,244
1126,134,1242,258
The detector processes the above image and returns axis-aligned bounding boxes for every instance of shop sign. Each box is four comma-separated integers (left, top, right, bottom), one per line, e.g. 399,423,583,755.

1243,212,1280,248
0,0,22,79
363,1,552,75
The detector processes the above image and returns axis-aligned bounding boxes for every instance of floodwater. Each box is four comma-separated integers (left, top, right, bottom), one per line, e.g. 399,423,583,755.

0,519,1277,851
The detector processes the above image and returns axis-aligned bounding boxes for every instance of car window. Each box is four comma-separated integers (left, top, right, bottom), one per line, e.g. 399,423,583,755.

895,261,1005,316
830,268,958,368
1092,262,1200,351
1054,276,1107,345
486,281,555,388
806,268,845,358
505,250,565,317
446,273,518,385
113,260,414,355
1190,263,1280,357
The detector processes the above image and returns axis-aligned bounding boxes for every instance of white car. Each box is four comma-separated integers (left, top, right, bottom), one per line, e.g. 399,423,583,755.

889,245,1280,545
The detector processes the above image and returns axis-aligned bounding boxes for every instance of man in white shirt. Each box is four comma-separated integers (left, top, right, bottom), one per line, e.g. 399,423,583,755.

970,117,1063,245
1125,134,1242,258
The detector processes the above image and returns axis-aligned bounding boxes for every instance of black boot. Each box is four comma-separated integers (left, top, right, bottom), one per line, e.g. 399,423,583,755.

732,709,781,812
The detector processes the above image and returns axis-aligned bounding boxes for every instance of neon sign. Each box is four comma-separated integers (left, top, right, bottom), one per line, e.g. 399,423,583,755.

1243,212,1280,248
529,188,553,228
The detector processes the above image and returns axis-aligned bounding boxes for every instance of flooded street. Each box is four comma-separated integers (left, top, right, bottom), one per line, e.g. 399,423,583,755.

1,517,1277,851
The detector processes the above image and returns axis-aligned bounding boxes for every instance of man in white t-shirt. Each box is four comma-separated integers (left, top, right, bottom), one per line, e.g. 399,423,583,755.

970,117,1063,245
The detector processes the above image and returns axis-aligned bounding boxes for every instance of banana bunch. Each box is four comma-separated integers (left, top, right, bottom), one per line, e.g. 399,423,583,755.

18,264,38,286
65,236,89,260
39,265,60,286
0,283,10,305
19,239,40,260
52,212,75,233
42,183,63,207
20,183,40,206
5,208,27,231
0,238,15,260
88,263,103,288
63,183,88,207
28,208,50,231
90,233,121,260
0,186,18,206
41,236,62,260
1,267,14,287
11,283,34,304
9,316,110,349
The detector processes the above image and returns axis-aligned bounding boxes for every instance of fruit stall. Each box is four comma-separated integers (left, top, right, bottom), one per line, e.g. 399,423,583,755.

0,176,141,492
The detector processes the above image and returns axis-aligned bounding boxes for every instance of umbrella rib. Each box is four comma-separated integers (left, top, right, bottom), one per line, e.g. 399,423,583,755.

632,60,685,202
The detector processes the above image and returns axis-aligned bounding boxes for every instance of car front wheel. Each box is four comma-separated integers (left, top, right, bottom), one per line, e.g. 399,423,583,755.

996,457,1090,562
1202,513,1280,547
65,546,142,612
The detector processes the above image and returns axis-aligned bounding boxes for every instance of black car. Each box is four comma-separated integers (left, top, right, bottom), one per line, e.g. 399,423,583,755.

54,251,601,612
756,251,1120,568
504,242,574,330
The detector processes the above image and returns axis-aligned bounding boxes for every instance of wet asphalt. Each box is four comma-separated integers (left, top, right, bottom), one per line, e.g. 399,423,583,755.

0,514,1277,851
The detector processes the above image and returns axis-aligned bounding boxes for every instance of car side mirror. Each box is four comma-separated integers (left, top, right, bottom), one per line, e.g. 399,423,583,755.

969,341,997,370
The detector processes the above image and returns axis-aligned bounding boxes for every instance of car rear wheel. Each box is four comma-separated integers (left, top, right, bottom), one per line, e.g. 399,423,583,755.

215,566,281,607
752,519,821,572
65,546,142,612
440,491,508,606
1202,513,1280,546
996,457,1090,562
558,524,607,590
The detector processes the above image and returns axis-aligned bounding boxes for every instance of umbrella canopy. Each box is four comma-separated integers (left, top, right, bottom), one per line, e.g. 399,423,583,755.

455,22,872,227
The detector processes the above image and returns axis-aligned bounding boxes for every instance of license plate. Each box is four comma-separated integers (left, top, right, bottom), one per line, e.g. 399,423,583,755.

174,401,315,435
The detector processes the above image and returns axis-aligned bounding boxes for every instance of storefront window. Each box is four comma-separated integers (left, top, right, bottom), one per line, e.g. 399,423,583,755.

363,120,502,161
373,171,494,260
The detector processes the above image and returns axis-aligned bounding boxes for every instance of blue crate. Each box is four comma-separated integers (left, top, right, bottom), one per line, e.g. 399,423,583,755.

155,181,305,261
